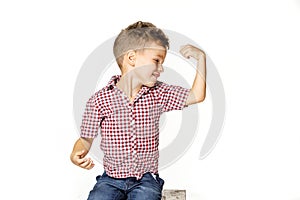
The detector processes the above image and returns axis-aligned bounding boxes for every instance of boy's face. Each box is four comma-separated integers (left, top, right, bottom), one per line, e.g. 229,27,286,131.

132,43,166,87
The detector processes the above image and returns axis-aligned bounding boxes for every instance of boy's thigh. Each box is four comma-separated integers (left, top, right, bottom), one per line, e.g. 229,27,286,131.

127,173,164,200
87,175,126,200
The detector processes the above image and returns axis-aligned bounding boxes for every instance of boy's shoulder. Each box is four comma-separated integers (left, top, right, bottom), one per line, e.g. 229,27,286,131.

88,75,120,100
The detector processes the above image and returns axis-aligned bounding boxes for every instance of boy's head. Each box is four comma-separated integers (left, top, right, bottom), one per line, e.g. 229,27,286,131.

113,21,169,69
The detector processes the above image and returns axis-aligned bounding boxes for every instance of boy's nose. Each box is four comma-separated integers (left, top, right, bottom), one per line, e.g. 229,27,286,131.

158,64,164,73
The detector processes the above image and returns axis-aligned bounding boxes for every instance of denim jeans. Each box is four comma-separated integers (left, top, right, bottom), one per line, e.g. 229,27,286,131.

87,172,164,200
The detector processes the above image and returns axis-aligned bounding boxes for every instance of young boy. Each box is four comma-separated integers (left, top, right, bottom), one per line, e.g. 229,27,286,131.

70,21,206,200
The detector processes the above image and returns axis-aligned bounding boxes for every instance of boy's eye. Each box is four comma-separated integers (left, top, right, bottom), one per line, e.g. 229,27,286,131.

153,59,160,63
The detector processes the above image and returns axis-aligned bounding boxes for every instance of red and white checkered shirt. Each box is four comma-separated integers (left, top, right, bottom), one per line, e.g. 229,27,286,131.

80,75,190,179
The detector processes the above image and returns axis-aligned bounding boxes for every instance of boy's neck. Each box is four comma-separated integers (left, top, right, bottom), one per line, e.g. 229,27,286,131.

116,74,142,102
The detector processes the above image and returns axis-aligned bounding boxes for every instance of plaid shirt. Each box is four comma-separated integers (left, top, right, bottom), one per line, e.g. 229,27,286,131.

80,75,190,179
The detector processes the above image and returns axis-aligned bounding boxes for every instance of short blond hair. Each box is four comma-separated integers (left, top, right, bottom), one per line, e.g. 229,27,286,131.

113,21,169,67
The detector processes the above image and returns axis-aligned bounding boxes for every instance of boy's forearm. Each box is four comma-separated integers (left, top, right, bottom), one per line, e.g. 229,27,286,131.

186,54,206,105
70,137,95,169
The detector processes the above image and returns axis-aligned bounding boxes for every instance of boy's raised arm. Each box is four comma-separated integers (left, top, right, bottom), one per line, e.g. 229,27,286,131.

180,44,206,105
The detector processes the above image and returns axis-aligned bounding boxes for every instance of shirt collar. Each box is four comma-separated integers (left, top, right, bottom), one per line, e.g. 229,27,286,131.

106,75,121,90
106,75,158,93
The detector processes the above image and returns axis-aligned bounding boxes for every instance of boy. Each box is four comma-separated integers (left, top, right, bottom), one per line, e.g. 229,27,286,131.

70,21,206,200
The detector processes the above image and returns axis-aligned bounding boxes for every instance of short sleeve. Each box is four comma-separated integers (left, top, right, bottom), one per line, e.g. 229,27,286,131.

80,96,102,138
160,84,190,113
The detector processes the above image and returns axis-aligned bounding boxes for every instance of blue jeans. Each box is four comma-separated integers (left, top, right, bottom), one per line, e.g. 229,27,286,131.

87,172,164,200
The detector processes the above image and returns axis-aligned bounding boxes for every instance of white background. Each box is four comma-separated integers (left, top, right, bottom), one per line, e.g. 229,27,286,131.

1,0,300,199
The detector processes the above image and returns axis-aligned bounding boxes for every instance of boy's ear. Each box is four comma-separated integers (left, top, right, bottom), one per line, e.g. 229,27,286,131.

126,50,136,66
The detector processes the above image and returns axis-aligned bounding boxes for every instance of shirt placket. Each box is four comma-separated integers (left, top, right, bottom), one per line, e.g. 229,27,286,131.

128,102,139,176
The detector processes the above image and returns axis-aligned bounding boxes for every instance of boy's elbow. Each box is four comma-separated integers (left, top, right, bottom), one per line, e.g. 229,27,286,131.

186,93,205,105
188,86,206,104
193,90,206,103
195,94,206,103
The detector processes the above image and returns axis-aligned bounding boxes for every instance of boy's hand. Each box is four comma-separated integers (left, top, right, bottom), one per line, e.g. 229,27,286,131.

179,44,206,61
70,150,95,170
